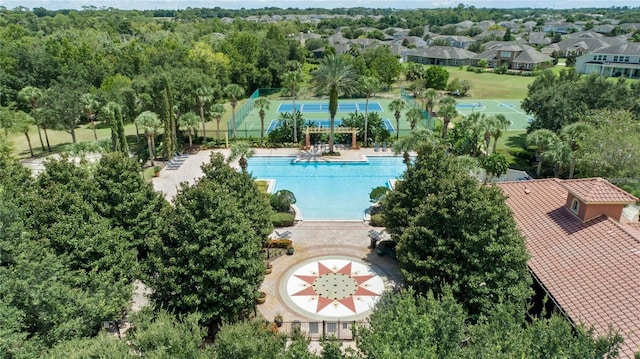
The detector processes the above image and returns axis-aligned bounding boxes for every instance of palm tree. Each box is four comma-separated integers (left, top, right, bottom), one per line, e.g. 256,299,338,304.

311,54,357,153
80,93,101,140
253,97,271,144
560,122,593,179
439,104,457,139
18,86,47,152
388,99,406,140
479,115,497,157
12,111,35,158
228,142,255,173
406,108,423,130
423,88,438,116
542,138,571,178
209,103,225,145
526,129,558,177
490,114,511,155
438,96,457,139
135,111,162,166
196,87,214,144
223,84,245,140
282,71,303,143
359,76,380,147
392,128,436,166
178,112,200,149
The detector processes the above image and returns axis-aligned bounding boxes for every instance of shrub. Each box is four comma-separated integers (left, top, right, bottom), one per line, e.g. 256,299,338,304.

370,213,385,227
271,212,295,227
270,190,296,212
266,238,292,248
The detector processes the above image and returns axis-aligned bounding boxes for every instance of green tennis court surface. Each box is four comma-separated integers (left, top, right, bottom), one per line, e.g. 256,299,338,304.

455,99,533,131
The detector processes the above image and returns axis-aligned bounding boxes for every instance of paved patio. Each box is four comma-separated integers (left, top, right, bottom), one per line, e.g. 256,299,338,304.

151,147,404,352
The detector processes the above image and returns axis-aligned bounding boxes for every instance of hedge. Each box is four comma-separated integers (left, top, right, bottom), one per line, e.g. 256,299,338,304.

271,212,295,227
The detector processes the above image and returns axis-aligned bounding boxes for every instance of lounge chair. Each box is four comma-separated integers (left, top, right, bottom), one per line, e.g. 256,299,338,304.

382,142,387,152
272,230,291,239
374,143,380,152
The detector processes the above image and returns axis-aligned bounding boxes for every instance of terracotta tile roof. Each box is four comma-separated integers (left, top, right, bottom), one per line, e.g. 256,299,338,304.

561,178,639,204
497,179,640,358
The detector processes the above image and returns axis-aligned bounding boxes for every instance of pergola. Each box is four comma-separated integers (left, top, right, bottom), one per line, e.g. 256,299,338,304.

303,127,360,150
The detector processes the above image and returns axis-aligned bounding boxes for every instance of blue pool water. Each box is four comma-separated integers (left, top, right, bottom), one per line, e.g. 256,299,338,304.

247,156,406,220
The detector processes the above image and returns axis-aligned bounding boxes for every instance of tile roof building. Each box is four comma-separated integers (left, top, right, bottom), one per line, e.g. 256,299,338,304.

405,46,476,66
473,43,554,71
497,178,640,358
575,43,640,79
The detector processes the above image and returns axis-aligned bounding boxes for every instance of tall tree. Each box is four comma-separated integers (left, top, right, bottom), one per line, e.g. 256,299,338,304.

281,70,303,143
11,111,35,158
224,84,245,140
209,103,226,145
406,107,423,130
148,153,272,332
18,86,47,152
252,97,271,145
490,114,510,154
103,102,128,153
526,129,558,177
195,86,214,144
80,93,100,140
40,78,87,144
359,76,380,147
423,88,438,116
388,99,406,140
560,121,592,179
311,54,357,153
384,142,531,320
178,112,200,150
228,142,255,173
135,111,161,166
439,96,458,139
392,128,436,166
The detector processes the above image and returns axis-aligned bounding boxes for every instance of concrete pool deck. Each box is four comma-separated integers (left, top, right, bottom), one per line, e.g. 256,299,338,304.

151,147,404,352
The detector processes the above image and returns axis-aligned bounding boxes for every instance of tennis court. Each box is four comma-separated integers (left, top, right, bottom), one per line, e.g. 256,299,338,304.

266,118,395,133
455,99,533,131
277,101,383,113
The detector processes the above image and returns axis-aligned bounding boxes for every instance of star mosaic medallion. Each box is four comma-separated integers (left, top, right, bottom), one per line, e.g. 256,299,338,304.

286,259,384,318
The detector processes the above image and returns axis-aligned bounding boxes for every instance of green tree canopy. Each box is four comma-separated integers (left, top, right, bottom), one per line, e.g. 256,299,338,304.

383,142,531,320
148,153,273,331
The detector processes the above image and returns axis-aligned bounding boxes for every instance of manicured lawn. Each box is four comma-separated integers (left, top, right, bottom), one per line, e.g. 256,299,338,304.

445,67,535,99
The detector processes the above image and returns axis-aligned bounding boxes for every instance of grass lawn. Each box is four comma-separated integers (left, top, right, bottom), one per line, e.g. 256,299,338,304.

445,67,535,99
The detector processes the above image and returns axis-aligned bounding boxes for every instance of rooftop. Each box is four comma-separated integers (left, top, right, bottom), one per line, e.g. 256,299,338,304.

497,179,640,358
561,178,639,204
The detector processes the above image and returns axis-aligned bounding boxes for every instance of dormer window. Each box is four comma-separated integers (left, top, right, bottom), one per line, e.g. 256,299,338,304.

570,198,579,214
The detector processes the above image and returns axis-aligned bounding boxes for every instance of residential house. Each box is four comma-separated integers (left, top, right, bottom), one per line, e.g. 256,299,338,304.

594,24,615,34
543,21,582,34
473,43,554,70
429,35,476,49
405,46,476,66
526,31,552,46
541,32,625,57
497,178,640,358
575,42,640,79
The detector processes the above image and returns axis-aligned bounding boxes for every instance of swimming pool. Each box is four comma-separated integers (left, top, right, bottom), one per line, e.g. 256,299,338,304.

247,156,406,220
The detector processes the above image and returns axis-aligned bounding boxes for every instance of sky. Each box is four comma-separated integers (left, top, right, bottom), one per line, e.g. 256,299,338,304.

0,0,636,10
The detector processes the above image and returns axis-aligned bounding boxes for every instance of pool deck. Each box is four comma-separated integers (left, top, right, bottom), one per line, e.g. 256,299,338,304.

151,147,404,354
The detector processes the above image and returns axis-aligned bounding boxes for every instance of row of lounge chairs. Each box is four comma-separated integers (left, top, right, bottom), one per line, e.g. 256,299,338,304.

373,142,388,152
165,153,189,170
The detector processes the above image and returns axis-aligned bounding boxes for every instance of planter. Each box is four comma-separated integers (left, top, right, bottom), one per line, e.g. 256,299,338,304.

265,262,273,275
256,291,267,305
286,247,294,255
274,315,283,327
